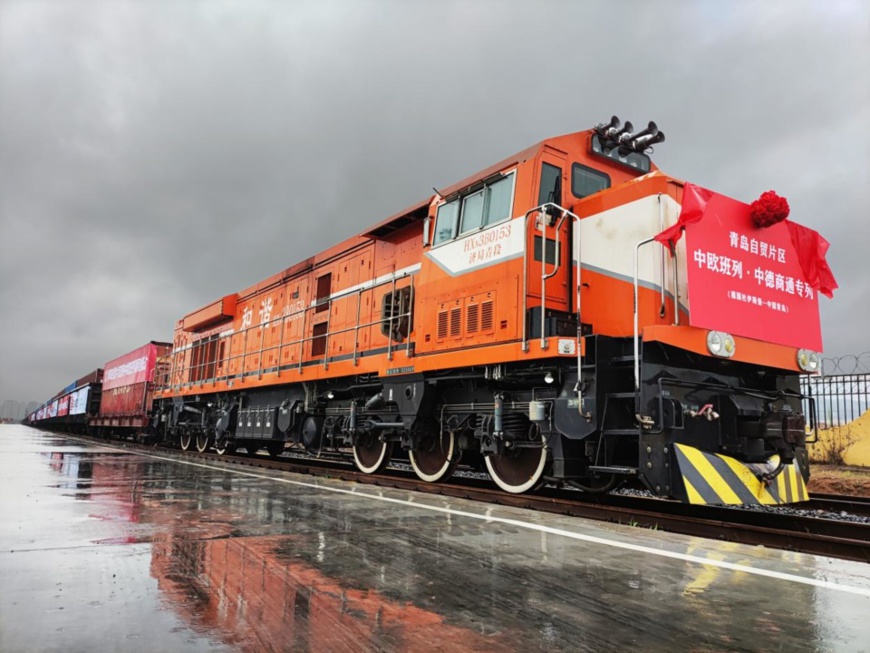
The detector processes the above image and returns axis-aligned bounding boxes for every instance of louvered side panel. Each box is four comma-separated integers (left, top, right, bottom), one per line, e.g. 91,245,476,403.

466,303,479,334
437,310,448,340
450,307,462,337
481,300,494,332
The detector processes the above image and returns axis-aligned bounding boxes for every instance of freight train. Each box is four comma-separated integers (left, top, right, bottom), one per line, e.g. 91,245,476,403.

27,342,169,437
29,117,837,505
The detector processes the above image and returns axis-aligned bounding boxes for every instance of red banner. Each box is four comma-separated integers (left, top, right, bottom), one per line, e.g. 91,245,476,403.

684,192,823,351
102,343,158,391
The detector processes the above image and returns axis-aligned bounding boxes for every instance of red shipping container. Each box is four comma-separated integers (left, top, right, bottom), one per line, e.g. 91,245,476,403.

76,368,104,388
99,381,150,417
97,342,171,421
102,342,171,392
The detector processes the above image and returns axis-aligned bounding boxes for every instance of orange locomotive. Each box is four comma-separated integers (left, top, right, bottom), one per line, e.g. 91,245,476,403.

154,117,831,504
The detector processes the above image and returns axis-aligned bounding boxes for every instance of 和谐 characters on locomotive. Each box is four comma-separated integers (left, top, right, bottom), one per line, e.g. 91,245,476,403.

152,116,836,504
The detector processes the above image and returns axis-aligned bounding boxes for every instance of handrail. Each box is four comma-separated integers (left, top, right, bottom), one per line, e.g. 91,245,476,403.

298,297,307,374
521,202,585,414
161,269,415,393
406,274,415,357
658,193,666,317
386,271,397,361
633,237,656,391
258,319,266,379
352,287,363,365
540,212,568,349
323,300,332,371
520,202,582,352
672,240,680,326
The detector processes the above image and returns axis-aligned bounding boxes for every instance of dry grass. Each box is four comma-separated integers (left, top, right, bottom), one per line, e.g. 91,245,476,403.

808,409,870,467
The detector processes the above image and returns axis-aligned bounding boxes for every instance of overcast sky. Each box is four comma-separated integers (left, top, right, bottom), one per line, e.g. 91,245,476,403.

1,0,868,403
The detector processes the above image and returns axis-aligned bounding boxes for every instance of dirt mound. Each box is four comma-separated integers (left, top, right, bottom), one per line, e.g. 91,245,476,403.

808,409,870,466
808,465,870,497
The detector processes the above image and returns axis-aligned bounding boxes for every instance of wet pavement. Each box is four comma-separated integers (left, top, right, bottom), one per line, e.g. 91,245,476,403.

1,425,869,652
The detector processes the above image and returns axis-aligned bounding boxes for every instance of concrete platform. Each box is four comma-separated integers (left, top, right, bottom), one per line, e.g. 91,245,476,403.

1,424,869,652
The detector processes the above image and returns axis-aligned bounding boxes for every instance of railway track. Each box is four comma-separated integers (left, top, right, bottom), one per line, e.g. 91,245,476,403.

805,493,870,519
69,434,870,563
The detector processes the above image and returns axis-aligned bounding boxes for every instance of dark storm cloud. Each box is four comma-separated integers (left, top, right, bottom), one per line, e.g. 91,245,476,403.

1,0,868,401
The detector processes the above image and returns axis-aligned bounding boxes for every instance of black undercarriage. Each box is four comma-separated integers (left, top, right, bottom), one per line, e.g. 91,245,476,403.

152,335,812,497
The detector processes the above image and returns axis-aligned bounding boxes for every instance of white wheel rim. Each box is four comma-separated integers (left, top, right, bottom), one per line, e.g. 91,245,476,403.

409,433,456,483
353,441,389,474
180,433,191,450
485,441,548,494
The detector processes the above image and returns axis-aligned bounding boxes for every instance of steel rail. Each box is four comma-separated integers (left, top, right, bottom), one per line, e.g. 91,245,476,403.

64,433,870,563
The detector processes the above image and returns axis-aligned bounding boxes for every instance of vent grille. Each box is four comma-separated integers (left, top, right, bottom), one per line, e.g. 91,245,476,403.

481,301,494,331
437,311,448,340
466,304,479,333
450,308,461,337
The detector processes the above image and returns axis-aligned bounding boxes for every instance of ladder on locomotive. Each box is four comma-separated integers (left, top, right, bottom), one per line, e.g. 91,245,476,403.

528,193,680,478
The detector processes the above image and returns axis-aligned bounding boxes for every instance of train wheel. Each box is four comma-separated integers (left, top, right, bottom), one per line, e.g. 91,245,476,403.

352,435,392,474
409,431,460,483
485,437,548,494
179,432,192,451
214,440,234,456
195,433,210,453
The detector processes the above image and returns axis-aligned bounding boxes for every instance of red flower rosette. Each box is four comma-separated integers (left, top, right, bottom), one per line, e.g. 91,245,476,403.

750,190,790,228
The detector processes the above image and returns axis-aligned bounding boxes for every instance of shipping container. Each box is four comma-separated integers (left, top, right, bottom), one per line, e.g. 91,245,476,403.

101,342,171,392
68,386,93,416
92,342,171,431
99,381,150,417
76,369,104,388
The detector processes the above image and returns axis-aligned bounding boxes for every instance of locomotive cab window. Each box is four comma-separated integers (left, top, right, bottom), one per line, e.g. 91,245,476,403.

482,174,513,227
534,236,557,265
538,163,562,206
571,163,610,199
433,201,459,245
459,190,485,235
432,171,516,246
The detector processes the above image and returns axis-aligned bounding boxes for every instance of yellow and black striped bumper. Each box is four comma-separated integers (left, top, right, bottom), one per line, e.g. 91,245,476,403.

673,444,809,505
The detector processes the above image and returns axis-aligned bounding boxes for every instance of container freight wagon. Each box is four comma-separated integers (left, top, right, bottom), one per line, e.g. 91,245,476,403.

26,369,103,434
90,342,171,435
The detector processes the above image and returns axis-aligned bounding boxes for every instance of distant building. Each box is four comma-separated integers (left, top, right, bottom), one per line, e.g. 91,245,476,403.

1,399,39,422
1,400,17,420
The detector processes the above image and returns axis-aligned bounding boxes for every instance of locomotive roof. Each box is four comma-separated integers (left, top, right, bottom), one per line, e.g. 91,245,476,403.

186,129,591,316
363,138,547,241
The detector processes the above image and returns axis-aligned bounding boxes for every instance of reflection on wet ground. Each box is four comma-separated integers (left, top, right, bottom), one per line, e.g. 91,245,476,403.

1,424,869,652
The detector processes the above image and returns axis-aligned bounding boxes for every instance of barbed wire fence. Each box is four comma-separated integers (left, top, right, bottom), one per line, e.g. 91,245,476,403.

801,352,870,428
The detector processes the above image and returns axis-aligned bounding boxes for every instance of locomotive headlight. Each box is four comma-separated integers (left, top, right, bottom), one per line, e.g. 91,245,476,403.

707,331,722,354
706,331,735,358
797,349,821,373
